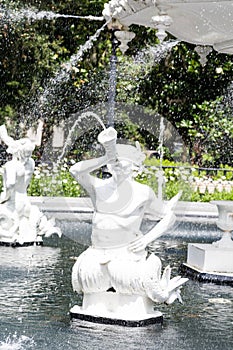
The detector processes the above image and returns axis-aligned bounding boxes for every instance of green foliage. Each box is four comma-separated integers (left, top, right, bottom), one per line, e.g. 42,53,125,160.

27,158,233,202
141,158,233,201
179,98,233,166
189,190,233,203
135,41,233,167
27,161,86,197
0,0,110,129
0,0,233,171
139,159,192,200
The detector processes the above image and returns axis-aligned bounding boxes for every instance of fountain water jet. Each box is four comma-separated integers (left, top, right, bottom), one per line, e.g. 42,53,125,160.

0,6,104,24
19,18,109,130
58,111,106,162
157,116,165,202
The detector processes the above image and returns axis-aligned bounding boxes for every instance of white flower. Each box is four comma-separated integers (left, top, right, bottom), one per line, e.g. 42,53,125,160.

34,170,41,176
216,67,223,74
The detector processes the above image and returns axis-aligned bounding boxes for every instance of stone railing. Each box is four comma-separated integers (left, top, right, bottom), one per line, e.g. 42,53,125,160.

189,167,233,193
191,177,233,194
146,165,233,194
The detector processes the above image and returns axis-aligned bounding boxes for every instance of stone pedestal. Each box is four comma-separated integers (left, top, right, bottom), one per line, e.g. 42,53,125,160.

187,243,233,273
180,243,233,285
70,292,163,327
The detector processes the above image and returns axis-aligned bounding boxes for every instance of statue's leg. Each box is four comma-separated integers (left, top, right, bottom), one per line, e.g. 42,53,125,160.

107,251,169,302
107,249,147,294
72,247,111,294
0,205,19,240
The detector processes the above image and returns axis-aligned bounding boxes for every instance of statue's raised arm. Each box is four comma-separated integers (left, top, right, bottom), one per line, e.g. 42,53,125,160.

70,127,117,202
0,124,14,147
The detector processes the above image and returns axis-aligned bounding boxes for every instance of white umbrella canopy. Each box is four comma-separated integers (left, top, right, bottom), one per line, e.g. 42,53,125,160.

103,0,233,54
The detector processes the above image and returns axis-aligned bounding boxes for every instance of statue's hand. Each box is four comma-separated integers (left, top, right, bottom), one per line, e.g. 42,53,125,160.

98,127,117,162
129,235,148,252
0,124,14,146
98,127,117,145
0,124,7,141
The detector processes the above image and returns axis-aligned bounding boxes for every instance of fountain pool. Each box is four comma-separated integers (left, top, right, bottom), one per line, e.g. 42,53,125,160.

0,228,232,350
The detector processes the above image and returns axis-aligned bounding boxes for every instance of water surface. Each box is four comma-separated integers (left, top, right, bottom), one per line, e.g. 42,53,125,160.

0,229,232,349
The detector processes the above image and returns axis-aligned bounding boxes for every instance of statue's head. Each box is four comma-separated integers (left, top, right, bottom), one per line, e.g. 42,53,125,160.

107,142,145,179
7,138,35,159
116,142,145,166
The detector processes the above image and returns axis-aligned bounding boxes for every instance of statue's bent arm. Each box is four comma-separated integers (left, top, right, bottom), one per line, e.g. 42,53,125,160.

129,193,181,252
70,155,108,203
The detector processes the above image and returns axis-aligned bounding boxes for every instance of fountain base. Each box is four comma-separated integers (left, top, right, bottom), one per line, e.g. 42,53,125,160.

180,242,233,285
0,235,43,248
0,240,43,248
0,238,43,248
70,292,163,327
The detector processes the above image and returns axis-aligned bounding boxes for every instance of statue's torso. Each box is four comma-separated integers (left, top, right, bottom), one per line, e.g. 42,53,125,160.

91,178,150,248
2,158,34,214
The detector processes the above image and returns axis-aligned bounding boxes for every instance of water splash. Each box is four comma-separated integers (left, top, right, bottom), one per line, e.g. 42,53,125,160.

0,334,35,350
107,33,118,127
58,111,106,161
120,40,180,201
0,6,104,24
116,40,179,103
134,40,180,67
29,20,109,121
45,21,108,87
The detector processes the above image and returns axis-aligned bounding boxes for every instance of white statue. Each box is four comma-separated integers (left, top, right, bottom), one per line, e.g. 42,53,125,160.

0,125,61,245
70,126,187,324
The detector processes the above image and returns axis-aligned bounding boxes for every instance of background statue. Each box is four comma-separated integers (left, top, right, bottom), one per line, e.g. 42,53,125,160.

70,126,188,322
0,125,61,245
